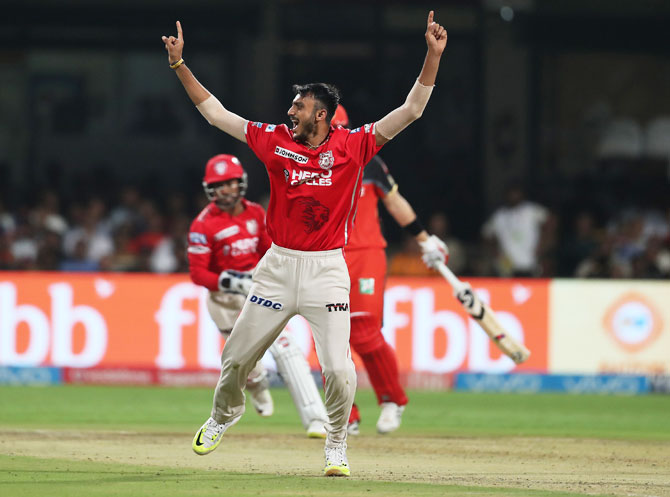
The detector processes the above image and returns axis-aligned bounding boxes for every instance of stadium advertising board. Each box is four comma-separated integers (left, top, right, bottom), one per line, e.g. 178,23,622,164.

549,280,670,374
0,273,549,373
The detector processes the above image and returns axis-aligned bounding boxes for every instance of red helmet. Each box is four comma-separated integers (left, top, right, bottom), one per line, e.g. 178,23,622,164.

202,154,248,206
332,105,349,127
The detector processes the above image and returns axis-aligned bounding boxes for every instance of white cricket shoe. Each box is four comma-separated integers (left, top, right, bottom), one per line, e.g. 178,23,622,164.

307,419,327,439
246,376,274,417
324,442,350,477
192,416,240,455
376,402,405,434
347,420,360,436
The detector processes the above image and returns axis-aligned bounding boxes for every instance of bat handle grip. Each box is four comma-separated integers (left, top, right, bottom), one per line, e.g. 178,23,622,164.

434,261,466,292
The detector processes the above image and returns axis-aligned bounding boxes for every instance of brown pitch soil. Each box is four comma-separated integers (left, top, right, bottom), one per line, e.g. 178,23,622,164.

1,429,668,496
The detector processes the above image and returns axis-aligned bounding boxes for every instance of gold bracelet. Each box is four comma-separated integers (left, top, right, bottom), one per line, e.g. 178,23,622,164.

170,58,184,70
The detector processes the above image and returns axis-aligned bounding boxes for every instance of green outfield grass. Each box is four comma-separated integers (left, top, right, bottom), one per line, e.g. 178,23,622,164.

1,385,668,439
1,385,668,497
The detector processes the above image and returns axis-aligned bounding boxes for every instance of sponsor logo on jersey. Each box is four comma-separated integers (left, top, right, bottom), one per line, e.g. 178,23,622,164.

187,245,210,254
364,123,372,133
250,294,283,310
358,278,375,295
325,303,349,312
252,121,262,128
214,225,240,241
246,219,258,235
274,146,309,164
349,127,360,134
290,169,332,186
265,124,276,132
189,232,207,244
318,150,334,170
225,236,259,257
283,169,290,182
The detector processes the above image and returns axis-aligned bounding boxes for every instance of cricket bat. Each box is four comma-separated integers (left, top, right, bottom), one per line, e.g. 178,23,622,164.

434,261,531,364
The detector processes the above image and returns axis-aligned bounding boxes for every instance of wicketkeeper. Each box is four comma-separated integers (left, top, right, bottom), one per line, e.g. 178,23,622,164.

188,153,329,438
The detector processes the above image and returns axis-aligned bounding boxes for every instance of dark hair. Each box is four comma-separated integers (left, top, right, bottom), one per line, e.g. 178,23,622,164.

291,83,341,124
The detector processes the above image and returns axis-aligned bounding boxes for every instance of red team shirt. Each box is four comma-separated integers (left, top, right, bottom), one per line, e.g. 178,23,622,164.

346,156,397,251
188,198,272,292
244,121,383,251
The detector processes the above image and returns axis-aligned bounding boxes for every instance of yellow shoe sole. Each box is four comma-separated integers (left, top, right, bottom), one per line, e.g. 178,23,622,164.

192,427,223,455
324,465,350,477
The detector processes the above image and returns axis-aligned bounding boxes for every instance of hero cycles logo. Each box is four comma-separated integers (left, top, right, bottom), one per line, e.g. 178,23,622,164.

285,168,333,187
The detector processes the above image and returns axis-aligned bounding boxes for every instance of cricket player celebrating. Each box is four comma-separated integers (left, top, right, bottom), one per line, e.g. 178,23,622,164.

162,10,447,476
188,153,329,438
330,106,449,436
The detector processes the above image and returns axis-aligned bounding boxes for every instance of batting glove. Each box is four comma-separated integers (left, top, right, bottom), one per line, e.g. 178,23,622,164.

418,235,449,269
218,269,253,295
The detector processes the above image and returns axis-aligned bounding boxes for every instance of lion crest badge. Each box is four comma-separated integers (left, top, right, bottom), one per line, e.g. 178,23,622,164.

246,219,258,235
318,151,334,170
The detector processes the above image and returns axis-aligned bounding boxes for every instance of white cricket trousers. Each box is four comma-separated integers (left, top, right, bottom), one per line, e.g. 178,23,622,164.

210,243,356,445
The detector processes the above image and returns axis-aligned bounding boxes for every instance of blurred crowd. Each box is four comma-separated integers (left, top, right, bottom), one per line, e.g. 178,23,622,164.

0,187,195,274
1,185,669,279
388,185,670,279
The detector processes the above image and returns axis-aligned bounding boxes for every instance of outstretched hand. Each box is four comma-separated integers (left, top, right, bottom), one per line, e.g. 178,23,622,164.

161,21,184,65
425,11,447,56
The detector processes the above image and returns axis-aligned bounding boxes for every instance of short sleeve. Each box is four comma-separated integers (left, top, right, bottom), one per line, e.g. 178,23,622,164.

245,121,278,164
344,122,384,167
363,155,397,198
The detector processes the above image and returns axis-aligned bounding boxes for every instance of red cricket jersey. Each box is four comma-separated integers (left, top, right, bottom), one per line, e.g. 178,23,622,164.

347,155,397,250
245,121,383,250
187,198,272,291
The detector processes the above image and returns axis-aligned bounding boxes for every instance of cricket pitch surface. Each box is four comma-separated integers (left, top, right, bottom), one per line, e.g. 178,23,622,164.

2,429,668,496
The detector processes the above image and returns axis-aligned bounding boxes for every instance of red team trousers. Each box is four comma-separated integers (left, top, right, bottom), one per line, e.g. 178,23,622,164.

346,247,408,407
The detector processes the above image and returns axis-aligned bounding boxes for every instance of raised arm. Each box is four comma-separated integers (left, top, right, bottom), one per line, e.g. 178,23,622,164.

375,11,447,146
162,21,247,143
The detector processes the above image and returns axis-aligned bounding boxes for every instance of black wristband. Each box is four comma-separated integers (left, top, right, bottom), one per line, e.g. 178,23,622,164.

403,218,425,237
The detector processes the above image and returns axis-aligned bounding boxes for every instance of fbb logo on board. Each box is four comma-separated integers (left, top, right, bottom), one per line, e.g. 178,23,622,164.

382,285,530,373
0,282,107,367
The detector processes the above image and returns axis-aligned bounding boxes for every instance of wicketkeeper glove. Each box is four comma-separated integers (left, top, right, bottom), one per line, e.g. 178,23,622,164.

218,269,253,295
418,235,449,269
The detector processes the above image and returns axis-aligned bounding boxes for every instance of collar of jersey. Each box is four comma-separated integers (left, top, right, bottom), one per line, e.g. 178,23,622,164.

294,126,335,152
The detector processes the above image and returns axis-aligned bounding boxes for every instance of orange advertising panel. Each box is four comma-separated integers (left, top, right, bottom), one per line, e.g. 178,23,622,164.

0,272,549,374
0,273,221,369
380,277,548,373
